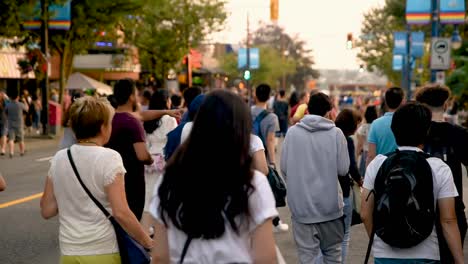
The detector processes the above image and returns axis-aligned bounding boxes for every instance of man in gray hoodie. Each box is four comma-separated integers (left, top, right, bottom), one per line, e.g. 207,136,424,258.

281,92,350,263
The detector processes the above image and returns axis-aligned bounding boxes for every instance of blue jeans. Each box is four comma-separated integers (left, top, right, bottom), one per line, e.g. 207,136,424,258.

342,195,352,263
375,258,440,264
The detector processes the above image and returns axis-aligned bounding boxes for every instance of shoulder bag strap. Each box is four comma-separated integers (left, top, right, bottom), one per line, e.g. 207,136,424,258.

179,236,193,264
67,148,111,219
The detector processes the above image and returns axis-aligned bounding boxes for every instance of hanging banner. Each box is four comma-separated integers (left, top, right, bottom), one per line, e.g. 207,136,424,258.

406,0,432,25
23,0,71,30
393,32,408,55
393,55,404,71
238,48,260,70
411,31,425,58
440,0,466,24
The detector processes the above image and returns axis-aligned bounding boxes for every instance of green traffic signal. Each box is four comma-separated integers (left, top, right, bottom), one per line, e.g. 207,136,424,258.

243,70,251,80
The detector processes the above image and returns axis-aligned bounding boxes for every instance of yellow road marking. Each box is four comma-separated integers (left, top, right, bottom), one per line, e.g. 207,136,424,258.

0,193,43,209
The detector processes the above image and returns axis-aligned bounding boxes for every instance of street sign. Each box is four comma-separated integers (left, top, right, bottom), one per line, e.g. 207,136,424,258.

430,38,451,70
393,32,408,55
411,31,425,58
393,55,403,71
238,48,260,70
435,71,446,84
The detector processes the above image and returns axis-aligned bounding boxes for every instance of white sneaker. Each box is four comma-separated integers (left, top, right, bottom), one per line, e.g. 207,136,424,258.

274,221,289,233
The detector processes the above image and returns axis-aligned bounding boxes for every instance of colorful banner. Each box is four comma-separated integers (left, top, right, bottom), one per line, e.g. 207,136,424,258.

440,0,466,24
394,32,408,55
406,0,432,25
23,0,71,30
411,31,425,58
238,48,260,70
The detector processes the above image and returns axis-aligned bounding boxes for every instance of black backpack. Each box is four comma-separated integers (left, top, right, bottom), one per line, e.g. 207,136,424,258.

365,150,435,263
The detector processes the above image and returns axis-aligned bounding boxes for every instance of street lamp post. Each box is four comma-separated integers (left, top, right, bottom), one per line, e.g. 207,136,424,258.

40,0,49,136
430,0,440,83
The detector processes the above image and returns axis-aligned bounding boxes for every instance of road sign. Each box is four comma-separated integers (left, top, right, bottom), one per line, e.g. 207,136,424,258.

435,71,446,84
430,38,451,70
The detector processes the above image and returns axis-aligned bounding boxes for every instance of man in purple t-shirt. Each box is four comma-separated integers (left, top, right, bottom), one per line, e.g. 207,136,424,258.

106,79,153,220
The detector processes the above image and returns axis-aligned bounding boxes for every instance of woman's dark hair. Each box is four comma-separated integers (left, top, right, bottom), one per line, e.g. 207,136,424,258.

335,109,360,137
158,90,254,239
364,106,378,124
144,90,169,134
308,92,332,117
289,91,299,107
391,102,432,147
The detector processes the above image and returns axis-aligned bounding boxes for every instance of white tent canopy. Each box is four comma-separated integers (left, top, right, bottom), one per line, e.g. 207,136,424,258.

65,72,113,95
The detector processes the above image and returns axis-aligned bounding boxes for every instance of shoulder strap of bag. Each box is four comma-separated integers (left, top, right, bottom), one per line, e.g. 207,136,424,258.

67,148,111,219
179,236,193,264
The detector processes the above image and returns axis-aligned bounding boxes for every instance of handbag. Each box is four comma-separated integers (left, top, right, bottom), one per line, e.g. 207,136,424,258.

67,149,151,264
351,182,362,226
266,166,287,208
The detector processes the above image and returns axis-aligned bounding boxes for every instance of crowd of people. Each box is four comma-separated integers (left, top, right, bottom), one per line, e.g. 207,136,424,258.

32,78,468,264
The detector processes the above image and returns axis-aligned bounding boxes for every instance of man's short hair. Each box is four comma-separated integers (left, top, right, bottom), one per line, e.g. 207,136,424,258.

385,87,405,109
391,102,432,147
255,84,271,103
279,90,286,97
70,97,114,140
308,92,332,117
183,86,203,107
171,94,182,108
415,84,451,109
113,79,136,106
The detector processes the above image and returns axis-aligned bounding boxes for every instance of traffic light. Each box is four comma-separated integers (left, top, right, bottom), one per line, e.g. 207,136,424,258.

347,33,353,50
243,70,251,80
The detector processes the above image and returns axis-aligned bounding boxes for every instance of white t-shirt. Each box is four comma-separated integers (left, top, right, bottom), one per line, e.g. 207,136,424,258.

357,123,370,151
180,123,265,157
146,115,178,155
149,171,278,263
48,145,127,256
363,146,458,260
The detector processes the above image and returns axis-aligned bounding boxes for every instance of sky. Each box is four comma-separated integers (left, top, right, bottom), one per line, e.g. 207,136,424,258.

212,0,385,70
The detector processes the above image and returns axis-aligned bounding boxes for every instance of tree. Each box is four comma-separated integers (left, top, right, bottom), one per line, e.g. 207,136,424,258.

251,23,319,90
356,6,404,85
123,0,227,82
0,0,144,103
221,45,296,87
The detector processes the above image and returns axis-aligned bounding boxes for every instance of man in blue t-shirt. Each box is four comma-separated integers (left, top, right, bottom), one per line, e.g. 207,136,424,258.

366,87,404,166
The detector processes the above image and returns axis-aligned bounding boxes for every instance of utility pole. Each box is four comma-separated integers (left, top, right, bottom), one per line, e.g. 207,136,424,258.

40,0,49,135
246,13,251,105
430,0,440,83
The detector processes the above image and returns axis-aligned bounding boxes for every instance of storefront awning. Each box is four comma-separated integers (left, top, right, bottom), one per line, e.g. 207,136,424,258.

0,53,35,79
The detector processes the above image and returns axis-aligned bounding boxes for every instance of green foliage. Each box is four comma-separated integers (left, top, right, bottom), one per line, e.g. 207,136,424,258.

0,0,144,102
123,0,227,81
251,24,319,89
221,45,296,87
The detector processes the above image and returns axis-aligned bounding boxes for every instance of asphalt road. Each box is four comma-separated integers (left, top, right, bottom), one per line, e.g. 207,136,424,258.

1,138,468,263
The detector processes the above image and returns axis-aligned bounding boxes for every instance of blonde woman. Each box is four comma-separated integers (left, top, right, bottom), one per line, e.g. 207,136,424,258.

41,97,152,264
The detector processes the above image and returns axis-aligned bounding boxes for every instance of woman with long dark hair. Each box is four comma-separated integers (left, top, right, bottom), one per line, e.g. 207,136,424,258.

150,90,277,263
141,90,177,234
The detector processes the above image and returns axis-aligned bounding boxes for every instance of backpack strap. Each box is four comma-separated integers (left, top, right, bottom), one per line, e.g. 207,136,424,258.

253,110,270,141
179,236,193,264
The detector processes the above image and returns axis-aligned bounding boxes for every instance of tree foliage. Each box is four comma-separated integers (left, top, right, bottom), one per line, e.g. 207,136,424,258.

0,0,144,102
123,0,227,81
251,23,319,90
